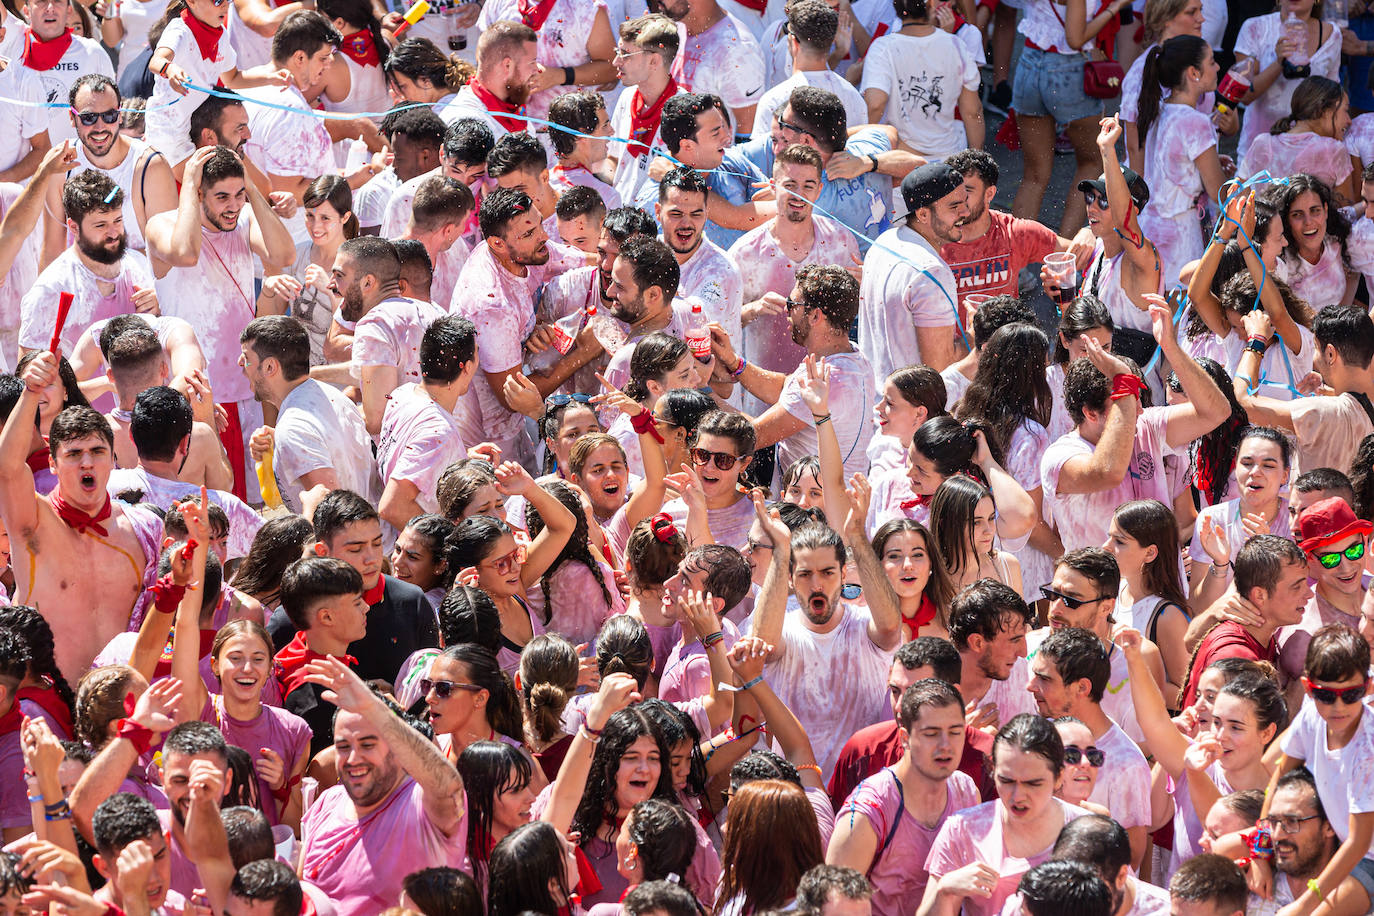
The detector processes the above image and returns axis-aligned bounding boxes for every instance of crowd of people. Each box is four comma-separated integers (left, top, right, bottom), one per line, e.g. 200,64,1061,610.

0,0,1369,909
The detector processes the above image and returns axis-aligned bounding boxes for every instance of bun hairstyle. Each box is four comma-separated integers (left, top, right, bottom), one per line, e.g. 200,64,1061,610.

892,0,930,21
519,634,580,744
596,614,654,688
910,415,1001,481
1271,76,1346,136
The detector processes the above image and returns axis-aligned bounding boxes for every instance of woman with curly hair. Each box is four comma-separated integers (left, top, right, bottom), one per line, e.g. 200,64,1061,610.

0,605,75,739
1271,174,1356,311
525,480,624,647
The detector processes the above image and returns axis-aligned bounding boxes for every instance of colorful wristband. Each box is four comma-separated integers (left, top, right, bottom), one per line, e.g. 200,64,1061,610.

730,357,746,379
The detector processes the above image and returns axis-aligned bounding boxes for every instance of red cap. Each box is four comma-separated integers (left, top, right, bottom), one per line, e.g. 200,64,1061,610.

1295,497,1373,554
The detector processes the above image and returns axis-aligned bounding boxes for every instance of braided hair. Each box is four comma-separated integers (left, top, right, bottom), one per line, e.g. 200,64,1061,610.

525,480,613,624
0,606,75,721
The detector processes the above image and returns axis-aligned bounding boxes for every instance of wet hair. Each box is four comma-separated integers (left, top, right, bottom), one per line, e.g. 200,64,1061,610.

991,713,1065,777
1020,860,1113,916
947,578,1033,651
437,585,502,652
886,366,949,421
456,740,534,885
1233,534,1306,601
955,323,1051,449
1216,671,1290,737
380,105,446,151
279,556,364,631
1169,854,1248,915
1305,623,1370,684
929,475,1001,580
538,399,602,474
1273,76,1347,135
199,146,246,189
130,386,192,463
625,515,688,591
618,234,681,304
48,405,110,453
399,514,456,592
1056,548,1122,600
595,614,655,688
1137,36,1211,143
92,792,160,856
384,38,468,92
794,264,860,333
62,169,122,225
479,187,538,240
789,522,846,571
660,93,719,156
655,388,716,438
442,118,496,167
488,821,575,916
229,859,303,916
571,706,675,841
784,86,848,153
241,315,311,381
693,410,757,458
731,749,802,790
1039,627,1111,703
1218,272,1313,333
69,73,119,108
312,489,380,548
487,132,548,182
911,416,1000,479
1110,501,1187,611
220,806,273,867
719,780,824,913
1314,305,1374,370
163,720,229,766
1051,814,1132,881
624,332,691,402
1351,436,1374,520
435,459,499,521
682,544,752,613
188,94,246,149
74,665,141,749
555,185,606,223
946,148,998,188
640,698,707,798
0,605,74,721
231,514,315,609
796,865,873,914
1063,357,1116,426
410,176,475,236
439,644,522,739
603,205,659,242
1052,296,1114,366
518,634,578,744
1296,467,1357,503
787,0,838,52
567,433,626,481
1183,357,1249,507
401,867,481,916
896,678,964,731
548,90,606,157
1271,175,1351,272
624,880,699,916
619,13,679,63
445,514,514,575
894,635,962,684
270,9,341,68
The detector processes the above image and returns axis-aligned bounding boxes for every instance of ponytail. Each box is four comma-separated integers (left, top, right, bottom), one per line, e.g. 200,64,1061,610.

1137,36,1209,144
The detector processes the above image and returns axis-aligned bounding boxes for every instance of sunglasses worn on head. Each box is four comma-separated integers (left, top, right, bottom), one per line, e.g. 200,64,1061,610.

73,108,120,126
1303,677,1367,705
690,447,740,471
547,393,593,408
1063,745,1105,767
1039,585,1110,610
1312,541,1366,569
420,678,483,699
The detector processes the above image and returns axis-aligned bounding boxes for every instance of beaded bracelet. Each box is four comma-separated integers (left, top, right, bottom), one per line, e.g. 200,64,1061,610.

701,631,725,649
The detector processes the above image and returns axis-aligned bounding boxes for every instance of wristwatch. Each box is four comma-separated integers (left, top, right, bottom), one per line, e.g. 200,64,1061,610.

868,153,880,174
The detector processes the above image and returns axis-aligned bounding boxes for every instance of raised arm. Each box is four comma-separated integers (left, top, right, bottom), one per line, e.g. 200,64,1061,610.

146,147,219,270
973,430,1037,540
182,758,235,915
0,142,76,280
1232,310,1297,432
170,496,213,721
1147,297,1229,449
1098,117,1159,278
503,463,577,587
846,475,902,651
1051,340,1141,495
594,374,670,531
302,655,464,834
795,356,852,538
1114,629,1190,777
747,494,793,658
725,637,824,790
1188,192,1253,339
244,169,295,273
677,589,736,734
0,353,58,539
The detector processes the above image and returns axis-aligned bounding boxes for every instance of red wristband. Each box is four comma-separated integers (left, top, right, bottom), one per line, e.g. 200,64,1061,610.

151,573,187,615
1110,373,1143,401
629,409,664,444
115,718,155,755
271,772,302,803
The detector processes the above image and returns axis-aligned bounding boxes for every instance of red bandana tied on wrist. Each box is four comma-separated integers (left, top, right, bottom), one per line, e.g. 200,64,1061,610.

517,0,557,30
274,632,358,696
116,717,156,755
49,492,112,537
180,8,223,63
1111,373,1143,401
627,78,677,158
362,576,386,606
339,29,381,67
467,78,526,133
21,27,73,71
151,573,189,615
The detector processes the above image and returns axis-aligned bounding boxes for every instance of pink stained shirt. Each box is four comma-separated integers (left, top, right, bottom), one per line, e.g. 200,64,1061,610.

659,617,741,711
299,777,466,916
18,248,155,355
523,558,626,649
200,694,311,826
925,798,1089,916
351,296,448,389
377,382,471,515
836,768,982,916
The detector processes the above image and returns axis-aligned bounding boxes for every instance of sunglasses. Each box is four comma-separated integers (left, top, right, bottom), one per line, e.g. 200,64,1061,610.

1312,540,1365,569
1082,190,1109,208
777,118,820,142
785,296,808,312
1063,745,1105,767
690,447,740,471
1039,585,1110,610
73,108,120,127
420,678,484,699
1302,677,1367,705
480,544,526,576
546,393,593,408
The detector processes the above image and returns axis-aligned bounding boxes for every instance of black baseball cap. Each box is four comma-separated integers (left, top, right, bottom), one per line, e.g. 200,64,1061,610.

1077,169,1150,210
900,162,966,221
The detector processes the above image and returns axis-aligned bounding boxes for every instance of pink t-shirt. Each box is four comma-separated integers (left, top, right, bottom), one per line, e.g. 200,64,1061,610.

676,238,743,348
1347,112,1374,166
0,728,26,830
659,617,740,712
663,493,756,552
1241,132,1353,191
156,809,201,900
19,248,155,354
1041,405,1182,552
1086,722,1152,830
351,297,448,387
299,777,466,916
201,695,311,826
837,768,981,916
776,350,876,487
925,798,1089,916
523,558,626,648
377,383,471,515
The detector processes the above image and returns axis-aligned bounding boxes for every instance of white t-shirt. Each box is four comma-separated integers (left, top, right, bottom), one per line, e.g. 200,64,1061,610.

675,237,743,347
1282,697,1374,858
766,604,895,777
1276,241,1351,314
1141,104,1215,219
1346,112,1374,167
671,15,765,120
350,296,447,388
775,349,876,486
1235,13,1342,156
19,248,156,354
477,0,608,120
1087,721,1152,827
15,32,113,145
0,59,48,175
242,83,334,184
114,0,170,78
273,378,380,513
1241,132,1352,191
858,224,959,387
859,30,980,158
376,382,469,514
146,17,237,163
353,168,402,232
435,85,512,136
751,70,867,142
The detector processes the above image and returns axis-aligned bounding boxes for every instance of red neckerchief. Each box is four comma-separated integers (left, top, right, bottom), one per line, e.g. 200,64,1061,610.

732,0,766,12
0,702,24,736
363,576,386,606
20,27,73,71
179,8,223,63
517,0,557,30
48,491,112,537
899,493,931,511
467,78,526,133
338,29,380,67
627,78,677,158
574,845,603,896
274,632,358,696
16,682,73,738
300,894,318,916
900,593,938,642
25,448,49,474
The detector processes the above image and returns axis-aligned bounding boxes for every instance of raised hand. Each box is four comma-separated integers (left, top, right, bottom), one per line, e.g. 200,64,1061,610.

493,460,536,496
796,354,832,417
1096,115,1123,152
1197,515,1231,566
726,635,770,683
843,473,872,539
132,677,183,733
1112,627,1144,655
302,655,374,715
677,588,721,640
592,372,644,417
587,671,641,732
1082,333,1132,380
22,351,59,392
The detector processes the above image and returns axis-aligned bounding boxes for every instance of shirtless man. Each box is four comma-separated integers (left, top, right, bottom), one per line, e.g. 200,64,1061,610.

0,351,160,681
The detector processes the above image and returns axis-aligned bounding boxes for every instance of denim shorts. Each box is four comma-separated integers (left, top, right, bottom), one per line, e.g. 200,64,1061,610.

1011,45,1104,123
1352,856,1374,902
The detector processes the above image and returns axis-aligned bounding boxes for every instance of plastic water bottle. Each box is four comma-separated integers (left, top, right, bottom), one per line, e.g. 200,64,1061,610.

1284,12,1310,66
685,301,711,363
345,136,369,174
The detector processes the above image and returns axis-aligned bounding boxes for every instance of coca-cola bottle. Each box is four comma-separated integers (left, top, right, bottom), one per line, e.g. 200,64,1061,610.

685,301,711,362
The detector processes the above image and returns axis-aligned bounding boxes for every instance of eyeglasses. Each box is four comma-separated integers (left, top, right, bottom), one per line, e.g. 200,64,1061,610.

73,108,120,127
420,678,484,699
690,447,740,471
1063,745,1105,767
546,393,593,409
1312,541,1366,569
777,118,820,142
1039,585,1111,610
1302,677,1368,705
1082,190,1108,208
1261,813,1323,834
613,47,647,59
744,538,774,554
479,544,526,576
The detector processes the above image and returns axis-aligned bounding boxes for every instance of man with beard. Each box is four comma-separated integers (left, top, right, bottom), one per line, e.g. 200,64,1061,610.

727,144,857,419
749,496,903,777
601,234,695,393
858,162,967,381
188,94,300,225
41,75,177,265
1249,769,1372,916
656,167,742,349
711,263,872,485
487,132,560,230
451,187,572,469
437,21,538,137
948,578,1039,730
938,149,1066,328
20,169,160,357
828,679,981,916
316,236,446,439
146,146,293,501
238,316,377,514
297,654,465,916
